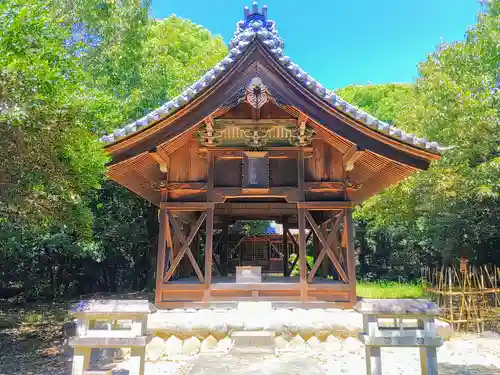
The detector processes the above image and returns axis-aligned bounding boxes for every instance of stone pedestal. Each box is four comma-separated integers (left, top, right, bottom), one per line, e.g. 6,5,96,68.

69,300,155,375
354,299,443,375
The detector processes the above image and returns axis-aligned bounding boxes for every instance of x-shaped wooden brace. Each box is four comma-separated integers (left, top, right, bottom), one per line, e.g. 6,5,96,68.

163,211,207,283
231,235,246,260
288,229,312,273
305,210,349,283
269,242,283,258
211,234,224,276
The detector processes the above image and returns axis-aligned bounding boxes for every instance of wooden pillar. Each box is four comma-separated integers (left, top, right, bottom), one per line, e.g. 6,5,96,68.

205,207,214,286
298,208,307,299
266,238,271,272
155,208,167,304
282,217,289,277
297,147,307,297
221,217,229,276
205,149,215,287
345,207,357,303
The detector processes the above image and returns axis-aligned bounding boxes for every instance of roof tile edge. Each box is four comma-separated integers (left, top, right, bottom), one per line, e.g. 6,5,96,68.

99,2,442,153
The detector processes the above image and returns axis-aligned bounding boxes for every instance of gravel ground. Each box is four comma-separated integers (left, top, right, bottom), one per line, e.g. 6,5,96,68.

1,331,499,375
115,335,500,375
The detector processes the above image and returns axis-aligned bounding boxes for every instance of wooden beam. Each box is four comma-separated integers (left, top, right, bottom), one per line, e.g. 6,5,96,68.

305,181,362,192
163,212,207,283
155,209,167,304
304,210,349,283
160,202,214,211
297,201,353,210
213,187,299,203
343,145,363,172
153,182,207,192
149,146,170,173
168,213,205,283
214,119,295,127
198,147,313,160
205,207,214,286
345,208,357,303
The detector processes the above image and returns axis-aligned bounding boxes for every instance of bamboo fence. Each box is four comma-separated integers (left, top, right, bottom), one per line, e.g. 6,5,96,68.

421,265,500,332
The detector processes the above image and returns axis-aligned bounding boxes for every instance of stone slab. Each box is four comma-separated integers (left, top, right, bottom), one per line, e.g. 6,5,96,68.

69,336,151,348
354,299,440,316
72,299,156,315
359,333,443,348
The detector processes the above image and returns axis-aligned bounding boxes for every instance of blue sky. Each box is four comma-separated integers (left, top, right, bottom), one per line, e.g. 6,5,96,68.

152,1,480,89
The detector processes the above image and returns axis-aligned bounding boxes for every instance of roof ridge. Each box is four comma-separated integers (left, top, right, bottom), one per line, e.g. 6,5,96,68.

100,2,442,153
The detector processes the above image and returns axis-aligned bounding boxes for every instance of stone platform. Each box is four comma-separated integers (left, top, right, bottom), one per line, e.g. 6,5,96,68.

144,302,452,359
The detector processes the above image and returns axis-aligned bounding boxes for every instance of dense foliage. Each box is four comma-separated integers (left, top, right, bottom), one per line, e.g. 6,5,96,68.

0,0,226,299
339,1,500,279
0,0,498,299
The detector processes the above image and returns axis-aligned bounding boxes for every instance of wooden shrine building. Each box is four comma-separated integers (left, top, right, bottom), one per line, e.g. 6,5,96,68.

100,3,441,308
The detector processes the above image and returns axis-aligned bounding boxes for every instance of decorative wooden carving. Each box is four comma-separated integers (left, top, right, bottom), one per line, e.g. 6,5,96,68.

244,129,268,148
290,114,315,147
151,181,207,192
245,77,269,109
197,118,318,148
199,117,222,147
306,180,363,192
151,180,168,191
242,151,269,188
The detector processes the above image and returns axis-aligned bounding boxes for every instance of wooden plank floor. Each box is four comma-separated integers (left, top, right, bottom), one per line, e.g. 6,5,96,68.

166,276,344,285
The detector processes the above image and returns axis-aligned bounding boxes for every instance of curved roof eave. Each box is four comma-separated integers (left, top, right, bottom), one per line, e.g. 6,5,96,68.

100,3,443,157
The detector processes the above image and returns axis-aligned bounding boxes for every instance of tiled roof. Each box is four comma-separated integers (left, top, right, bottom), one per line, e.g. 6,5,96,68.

100,3,443,153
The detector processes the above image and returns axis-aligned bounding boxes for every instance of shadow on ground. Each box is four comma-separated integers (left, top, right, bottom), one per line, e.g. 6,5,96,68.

439,363,500,375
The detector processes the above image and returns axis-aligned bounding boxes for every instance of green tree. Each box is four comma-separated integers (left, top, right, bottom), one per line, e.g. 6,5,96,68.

341,2,500,278
0,0,108,236
0,2,228,298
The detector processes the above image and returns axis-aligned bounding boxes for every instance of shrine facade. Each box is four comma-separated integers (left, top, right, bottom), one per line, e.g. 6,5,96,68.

101,3,441,309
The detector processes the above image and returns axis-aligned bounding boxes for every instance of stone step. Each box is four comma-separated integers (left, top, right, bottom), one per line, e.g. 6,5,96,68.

230,331,275,355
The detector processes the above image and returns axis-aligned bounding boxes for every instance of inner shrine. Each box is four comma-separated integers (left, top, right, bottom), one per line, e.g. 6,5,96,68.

100,3,441,309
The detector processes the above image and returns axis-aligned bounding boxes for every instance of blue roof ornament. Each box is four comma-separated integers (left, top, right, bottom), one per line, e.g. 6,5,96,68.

243,2,269,28
99,3,443,154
